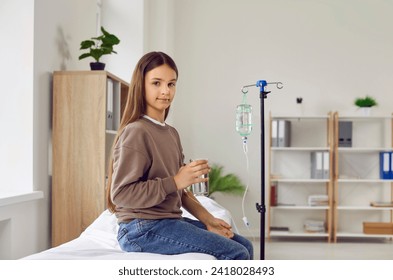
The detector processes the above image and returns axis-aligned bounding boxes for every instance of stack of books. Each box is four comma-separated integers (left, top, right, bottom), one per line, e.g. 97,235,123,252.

304,220,325,233
308,194,329,206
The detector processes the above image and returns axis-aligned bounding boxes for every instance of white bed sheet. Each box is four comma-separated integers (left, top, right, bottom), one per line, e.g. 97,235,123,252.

23,196,236,260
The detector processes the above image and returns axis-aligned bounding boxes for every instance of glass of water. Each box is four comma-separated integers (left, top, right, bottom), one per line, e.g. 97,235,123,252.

190,158,209,196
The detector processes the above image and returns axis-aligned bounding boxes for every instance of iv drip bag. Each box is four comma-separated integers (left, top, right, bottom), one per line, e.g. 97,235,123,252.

236,103,253,137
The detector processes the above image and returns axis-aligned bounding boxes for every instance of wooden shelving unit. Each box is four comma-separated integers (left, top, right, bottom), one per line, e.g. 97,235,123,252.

268,112,393,242
333,113,393,242
52,71,128,247
267,113,334,241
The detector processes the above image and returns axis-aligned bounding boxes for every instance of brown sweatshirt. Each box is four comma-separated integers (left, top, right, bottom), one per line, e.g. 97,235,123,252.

111,118,185,223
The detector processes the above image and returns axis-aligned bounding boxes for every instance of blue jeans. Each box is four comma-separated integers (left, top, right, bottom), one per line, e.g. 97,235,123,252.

117,217,253,260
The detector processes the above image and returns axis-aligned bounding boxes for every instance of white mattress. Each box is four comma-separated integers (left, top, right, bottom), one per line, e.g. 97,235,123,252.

23,196,237,260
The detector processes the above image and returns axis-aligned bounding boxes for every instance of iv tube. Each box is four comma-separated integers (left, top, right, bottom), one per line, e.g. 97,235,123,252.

240,136,255,241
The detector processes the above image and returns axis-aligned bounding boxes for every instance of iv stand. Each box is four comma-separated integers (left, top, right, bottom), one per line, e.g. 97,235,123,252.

241,80,283,260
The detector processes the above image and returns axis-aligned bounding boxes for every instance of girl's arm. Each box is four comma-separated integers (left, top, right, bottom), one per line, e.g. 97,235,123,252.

181,190,234,239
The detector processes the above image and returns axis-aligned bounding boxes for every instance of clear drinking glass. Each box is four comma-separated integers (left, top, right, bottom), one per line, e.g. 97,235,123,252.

190,158,209,196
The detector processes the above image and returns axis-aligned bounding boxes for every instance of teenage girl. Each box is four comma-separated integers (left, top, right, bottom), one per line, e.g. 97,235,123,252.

106,51,253,260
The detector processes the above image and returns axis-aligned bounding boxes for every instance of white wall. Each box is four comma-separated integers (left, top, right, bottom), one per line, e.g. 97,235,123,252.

171,0,393,236
0,0,99,260
0,0,41,260
0,0,34,195
101,0,145,82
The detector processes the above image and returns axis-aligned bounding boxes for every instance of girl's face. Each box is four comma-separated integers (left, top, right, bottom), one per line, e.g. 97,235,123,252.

144,64,177,122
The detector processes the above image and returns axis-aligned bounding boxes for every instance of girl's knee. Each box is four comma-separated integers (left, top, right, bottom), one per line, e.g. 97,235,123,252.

231,240,253,260
236,247,251,260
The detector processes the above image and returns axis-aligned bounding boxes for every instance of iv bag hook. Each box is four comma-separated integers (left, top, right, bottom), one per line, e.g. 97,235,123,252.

241,81,283,94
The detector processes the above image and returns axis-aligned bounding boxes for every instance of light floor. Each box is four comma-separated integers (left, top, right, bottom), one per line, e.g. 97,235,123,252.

252,238,393,260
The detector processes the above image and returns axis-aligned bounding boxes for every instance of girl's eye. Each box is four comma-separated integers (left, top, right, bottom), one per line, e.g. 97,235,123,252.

169,82,176,88
153,81,160,86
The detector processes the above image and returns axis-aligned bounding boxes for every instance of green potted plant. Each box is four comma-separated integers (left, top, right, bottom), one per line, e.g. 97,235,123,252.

79,26,120,70
354,95,377,116
208,164,246,197
354,96,377,107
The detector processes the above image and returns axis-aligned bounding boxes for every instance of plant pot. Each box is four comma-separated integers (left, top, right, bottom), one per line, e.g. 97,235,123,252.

90,62,105,71
359,107,371,116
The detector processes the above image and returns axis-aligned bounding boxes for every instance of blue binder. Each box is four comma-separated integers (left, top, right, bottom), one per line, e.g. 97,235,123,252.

390,151,393,179
379,151,391,180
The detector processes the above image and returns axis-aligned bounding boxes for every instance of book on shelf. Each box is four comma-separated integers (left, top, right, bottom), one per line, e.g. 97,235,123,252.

270,183,277,206
304,220,325,233
308,194,329,206
270,226,289,232
370,201,393,207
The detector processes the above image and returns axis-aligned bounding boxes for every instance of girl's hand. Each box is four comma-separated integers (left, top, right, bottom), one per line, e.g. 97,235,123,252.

174,160,210,190
206,217,234,239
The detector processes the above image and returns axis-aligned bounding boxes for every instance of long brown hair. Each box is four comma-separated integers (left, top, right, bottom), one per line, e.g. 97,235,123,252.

106,51,178,213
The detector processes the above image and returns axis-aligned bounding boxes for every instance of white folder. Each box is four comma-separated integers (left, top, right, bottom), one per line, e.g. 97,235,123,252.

323,151,330,179
271,120,278,147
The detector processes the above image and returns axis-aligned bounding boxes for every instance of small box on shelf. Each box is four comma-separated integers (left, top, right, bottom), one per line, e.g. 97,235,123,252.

363,222,393,234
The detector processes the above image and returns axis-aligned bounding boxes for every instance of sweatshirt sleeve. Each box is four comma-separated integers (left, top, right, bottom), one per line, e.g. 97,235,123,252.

110,127,178,209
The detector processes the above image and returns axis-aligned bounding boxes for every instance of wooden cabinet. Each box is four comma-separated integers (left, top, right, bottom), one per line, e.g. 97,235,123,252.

333,113,393,242
52,71,128,247
267,113,334,241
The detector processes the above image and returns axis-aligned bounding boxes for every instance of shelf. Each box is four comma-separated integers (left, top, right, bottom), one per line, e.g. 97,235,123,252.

106,130,117,135
336,232,393,238
0,191,44,207
272,147,330,151
337,179,393,183
271,115,330,120
271,178,330,183
337,115,393,120
337,206,393,211
338,147,393,152
273,205,329,210
270,231,329,237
